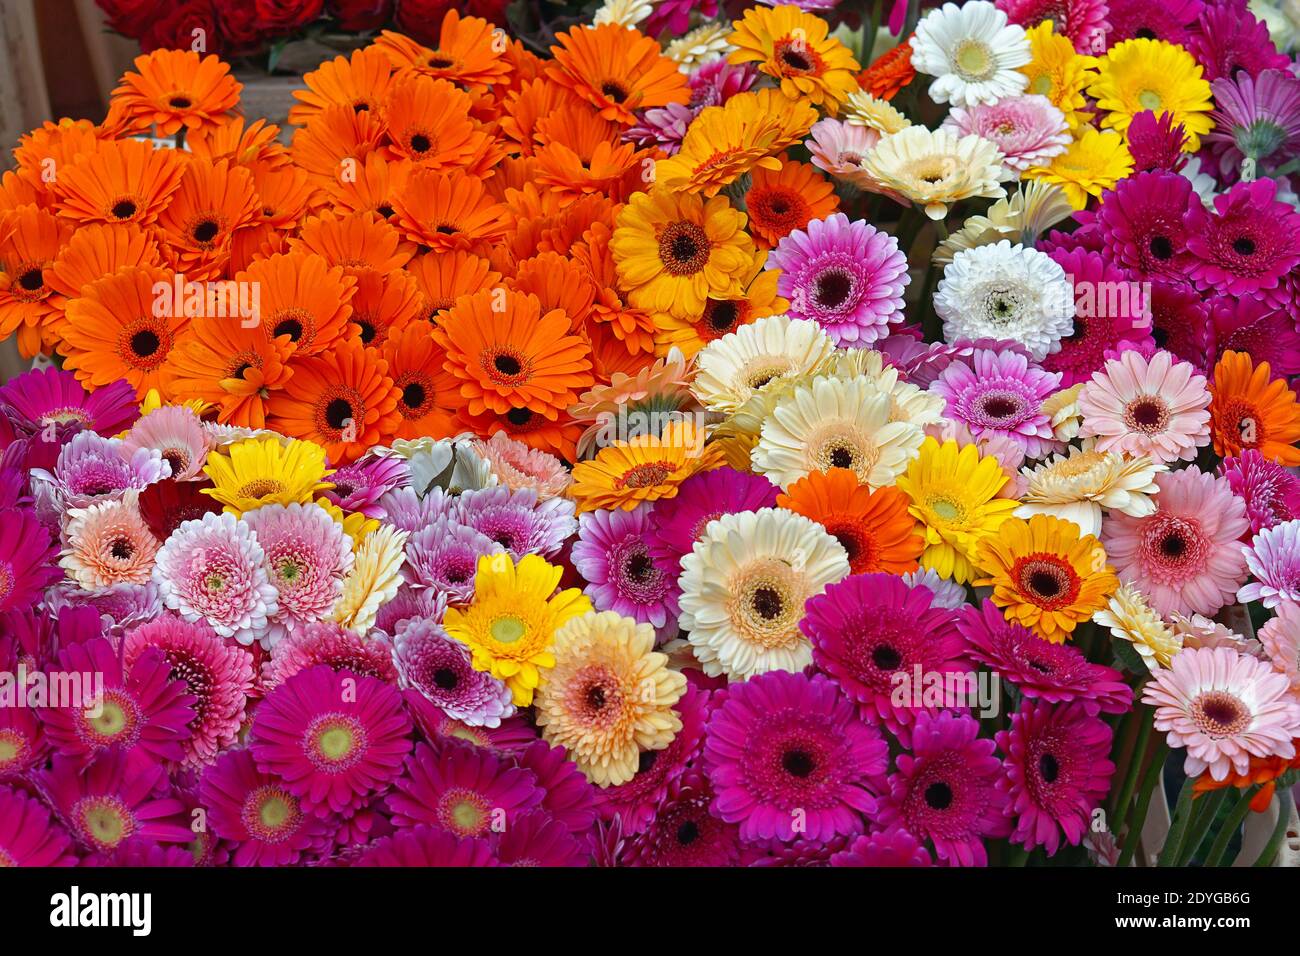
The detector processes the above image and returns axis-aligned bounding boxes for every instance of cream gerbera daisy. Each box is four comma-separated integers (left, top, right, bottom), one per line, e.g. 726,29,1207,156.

909,0,1031,107
678,507,850,680
332,524,407,635
691,313,836,418
934,181,1075,265
826,350,948,428
843,90,912,135
1042,381,1084,443
859,126,1009,220
591,0,653,27
1015,444,1165,537
664,23,734,68
753,375,925,490
1093,582,1183,671
535,611,686,787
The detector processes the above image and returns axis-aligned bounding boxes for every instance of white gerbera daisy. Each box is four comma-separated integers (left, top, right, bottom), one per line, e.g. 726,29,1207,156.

934,240,1075,360
678,507,850,680
751,374,925,489
859,126,1010,220
592,0,653,28
910,0,1031,107
692,314,836,417
664,23,733,68
827,349,947,428
1015,444,1166,537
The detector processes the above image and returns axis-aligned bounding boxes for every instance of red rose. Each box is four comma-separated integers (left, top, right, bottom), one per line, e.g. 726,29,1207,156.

253,0,325,33
95,0,165,38
393,0,505,45
326,0,393,31
217,0,265,52
140,0,221,54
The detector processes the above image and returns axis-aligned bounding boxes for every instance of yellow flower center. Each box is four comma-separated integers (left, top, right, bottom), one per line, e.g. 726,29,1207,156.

1137,90,1162,112
954,40,995,82
490,615,527,644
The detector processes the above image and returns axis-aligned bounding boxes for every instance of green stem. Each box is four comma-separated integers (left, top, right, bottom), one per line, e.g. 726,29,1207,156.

1110,709,1152,825
1203,787,1259,868
917,265,941,342
1117,742,1169,868
1176,788,1229,866
1252,790,1295,867
1158,778,1197,866
1005,844,1030,867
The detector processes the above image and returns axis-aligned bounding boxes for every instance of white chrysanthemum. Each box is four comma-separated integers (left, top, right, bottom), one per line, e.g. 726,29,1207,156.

751,374,925,490
678,508,850,680
934,240,1075,360
664,23,733,68
1093,583,1182,672
859,126,1009,220
827,350,948,428
333,524,408,636
692,314,836,418
592,0,653,27
1015,445,1166,537
909,0,1031,107
844,90,912,134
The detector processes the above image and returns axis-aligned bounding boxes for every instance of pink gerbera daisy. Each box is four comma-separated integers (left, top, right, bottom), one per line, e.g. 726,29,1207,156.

0,785,78,866
1102,467,1250,617
930,349,1062,457
0,507,59,611
830,826,934,866
356,824,497,867
1184,178,1300,299
0,701,45,779
806,119,880,188
1077,349,1212,463
571,505,680,640
995,0,1110,53
1096,170,1199,281
123,615,256,767
1105,0,1202,46
1238,519,1300,609
59,492,160,590
1221,450,1300,536
1259,601,1300,694
1126,110,1188,173
243,503,353,641
1187,6,1290,83
262,620,398,689
624,771,741,867
1142,645,1300,780
514,739,599,836
491,809,587,867
996,700,1114,855
1147,279,1211,373
250,664,412,818
1208,298,1300,379
0,366,137,439
940,96,1070,173
646,466,778,571
372,585,446,638
877,710,1011,866
122,405,210,480
388,738,545,836
317,454,409,519
702,670,888,844
403,516,503,605
41,430,170,509
391,616,515,727
1044,247,1155,386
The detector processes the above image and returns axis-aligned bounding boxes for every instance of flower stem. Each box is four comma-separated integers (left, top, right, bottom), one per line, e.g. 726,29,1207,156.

1252,789,1295,867
1175,787,1229,866
1117,741,1169,867
1203,786,1259,867
1108,706,1151,822
1158,778,1196,866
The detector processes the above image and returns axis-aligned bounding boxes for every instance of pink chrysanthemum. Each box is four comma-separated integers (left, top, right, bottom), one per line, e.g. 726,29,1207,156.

387,738,545,836
122,405,209,480
1142,645,1300,780
767,213,909,347
1219,450,1300,536
646,466,778,571
996,700,1114,855
392,616,515,727
41,636,195,765
1187,6,1290,83
492,809,587,867
403,516,503,605
0,785,78,866
356,824,497,867
1102,467,1250,617
0,506,59,611
46,580,162,638
123,615,255,767
830,826,934,866
471,431,571,500
153,511,279,646
940,95,1070,173
1126,110,1188,173
877,710,1011,867
1096,170,1199,281
250,664,411,818
318,454,409,519
625,102,695,156
1077,349,1211,463
262,620,398,689
243,503,353,641
624,771,741,867
703,670,888,844
959,601,1133,714
41,430,170,509
931,348,1062,457
1043,248,1155,386
688,58,758,110
571,505,679,640
1105,0,1202,45
1238,519,1300,608
801,573,970,734
1184,178,1300,298
200,748,335,866
995,0,1110,53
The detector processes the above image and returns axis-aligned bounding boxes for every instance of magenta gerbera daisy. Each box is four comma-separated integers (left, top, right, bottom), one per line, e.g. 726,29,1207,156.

1219,450,1300,536
571,505,680,641
0,785,77,866
453,485,576,559
1147,279,1212,372
0,507,58,614
492,809,587,867
388,738,545,835
1095,170,1199,280
703,669,888,844
514,738,599,836
646,466,778,571
931,349,1062,457
1104,0,1202,45
624,771,741,867
1187,6,1290,83
1126,110,1189,173
830,826,934,866
262,620,398,688
1042,247,1154,386
996,699,1114,855
122,615,255,767
767,213,909,347
1102,467,1250,617
356,824,497,867
941,95,1070,173
1238,519,1300,609
877,710,1010,867
802,573,970,733
243,502,353,641
1077,349,1211,463
1184,178,1300,298
403,516,503,605
994,0,1110,53
0,366,137,439
0,701,44,779
1209,298,1300,379
958,601,1133,714
250,664,412,818
391,616,515,727
318,454,409,519
199,748,335,866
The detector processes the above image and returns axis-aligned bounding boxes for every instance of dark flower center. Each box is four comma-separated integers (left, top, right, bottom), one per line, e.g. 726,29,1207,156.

815,269,853,309
1149,235,1173,260
624,551,653,582
1232,236,1256,256
432,668,458,691
924,781,953,810
872,643,902,671
830,447,853,469
506,407,533,426
402,383,426,409
1039,753,1060,783
131,329,160,357
751,586,784,620
676,821,700,845
587,686,607,711
169,95,192,108
658,221,710,276
325,398,353,430
782,748,815,778
600,81,627,102
410,133,431,154
192,219,219,244
274,318,303,341
18,268,43,292
110,538,134,560
1160,533,1186,558
112,199,137,220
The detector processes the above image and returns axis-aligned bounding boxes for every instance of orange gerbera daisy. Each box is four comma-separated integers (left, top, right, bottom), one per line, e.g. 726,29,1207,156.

1209,351,1300,466
432,288,594,419
390,167,511,251
406,249,501,319
381,319,462,439
186,116,291,170
570,419,726,512
777,468,924,575
268,339,402,462
375,10,513,90
532,107,649,205
289,104,388,182
228,224,289,276
745,154,839,248
507,251,599,331
0,169,45,213
652,253,786,358
47,223,162,302
0,205,72,349
858,37,917,101
155,158,259,280
14,119,105,186
347,269,422,348
110,49,241,136
59,265,185,396
162,320,295,429
727,5,861,113
248,163,318,232
238,252,357,355
52,137,186,227
288,210,413,280
289,46,396,126
459,403,585,462
499,77,584,156
381,75,494,171
547,23,691,126
324,153,413,220
1192,743,1300,810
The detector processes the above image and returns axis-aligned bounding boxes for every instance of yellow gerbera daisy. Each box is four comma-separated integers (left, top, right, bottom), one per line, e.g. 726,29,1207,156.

443,553,594,706
610,188,756,319
201,436,334,515
895,437,1019,584
1094,583,1183,671
535,611,686,787
651,251,787,359
974,513,1118,643
654,88,816,197
332,523,407,635
1087,38,1213,151
1019,22,1096,130
570,419,726,513
1025,128,1133,209
727,4,861,113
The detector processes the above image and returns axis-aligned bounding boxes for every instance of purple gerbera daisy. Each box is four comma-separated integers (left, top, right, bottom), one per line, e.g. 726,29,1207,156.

0,785,78,866
802,573,971,734
571,505,679,640
403,516,503,604
931,349,1062,456
38,430,170,509
0,367,137,439
878,710,1011,866
388,738,545,836
318,454,409,519
647,466,778,571
491,809,587,867
391,616,514,727
377,486,457,534
1184,177,1300,298
767,213,909,346
881,335,1035,388
454,485,576,559
1043,247,1155,385
1126,110,1188,172
356,824,496,867
0,507,59,614
1187,6,1291,83
1105,0,1202,45
996,700,1115,855
46,580,163,638
1096,170,1199,280
702,670,888,844
830,826,934,866
1206,69,1300,176
1238,519,1300,608
624,771,740,867
1219,450,1300,536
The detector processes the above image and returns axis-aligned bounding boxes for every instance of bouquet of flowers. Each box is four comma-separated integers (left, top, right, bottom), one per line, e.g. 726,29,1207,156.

0,0,1297,868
